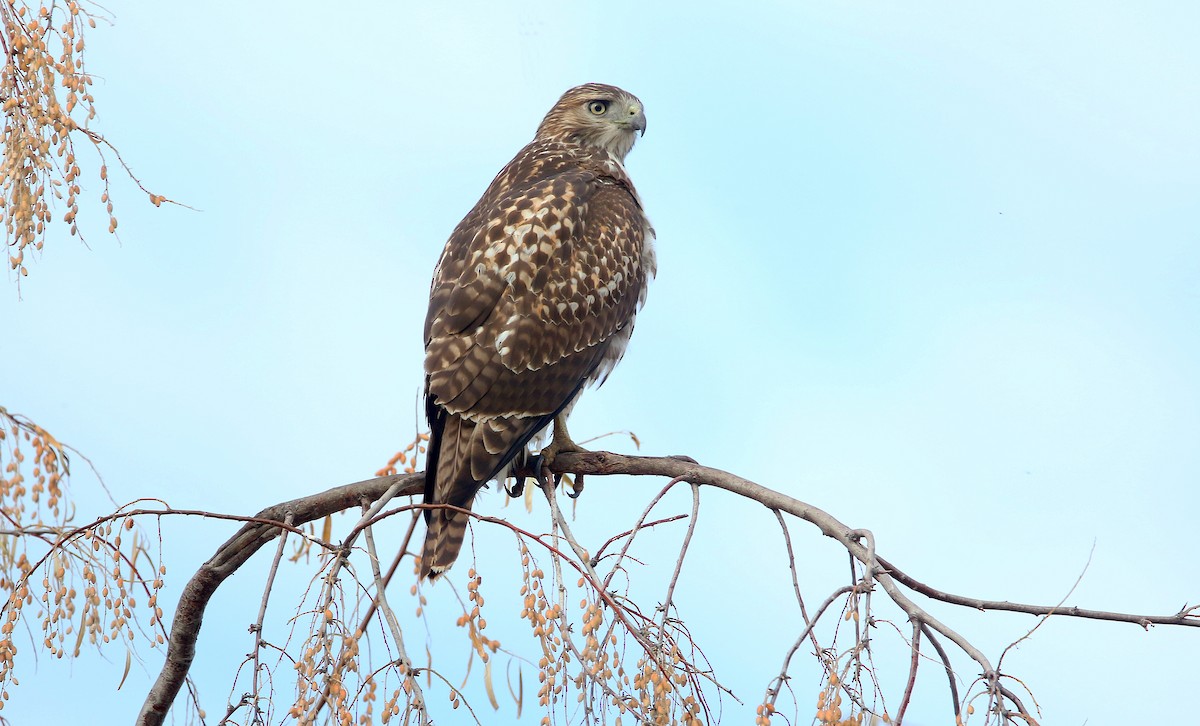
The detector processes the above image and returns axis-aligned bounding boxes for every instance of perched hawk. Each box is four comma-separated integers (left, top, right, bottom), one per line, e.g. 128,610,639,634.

420,83,655,580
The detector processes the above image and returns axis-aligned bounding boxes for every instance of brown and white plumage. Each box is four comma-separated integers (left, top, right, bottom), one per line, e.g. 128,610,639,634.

420,83,655,579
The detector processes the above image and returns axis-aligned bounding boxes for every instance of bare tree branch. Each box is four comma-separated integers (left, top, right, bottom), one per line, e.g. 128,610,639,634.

771,509,825,660
895,623,921,725
920,621,962,719
249,512,293,722
136,473,422,726
875,554,1199,628
658,483,700,626
137,451,1199,725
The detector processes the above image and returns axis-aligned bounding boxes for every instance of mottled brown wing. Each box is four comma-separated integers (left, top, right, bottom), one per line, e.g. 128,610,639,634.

420,163,650,578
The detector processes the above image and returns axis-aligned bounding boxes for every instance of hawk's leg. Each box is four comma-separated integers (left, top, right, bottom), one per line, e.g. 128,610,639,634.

537,414,587,498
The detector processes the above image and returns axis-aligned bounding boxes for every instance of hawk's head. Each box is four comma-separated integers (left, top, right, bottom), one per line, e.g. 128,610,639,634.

535,83,646,161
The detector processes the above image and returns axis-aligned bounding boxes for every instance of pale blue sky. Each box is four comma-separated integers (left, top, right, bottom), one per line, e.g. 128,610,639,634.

3,1,1198,724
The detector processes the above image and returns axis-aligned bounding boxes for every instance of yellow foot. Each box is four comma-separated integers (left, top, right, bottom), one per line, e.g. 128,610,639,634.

539,415,588,497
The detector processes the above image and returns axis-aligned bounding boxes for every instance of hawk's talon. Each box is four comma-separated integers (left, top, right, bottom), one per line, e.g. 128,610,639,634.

519,454,543,480
538,414,591,496
567,474,585,499
503,478,525,498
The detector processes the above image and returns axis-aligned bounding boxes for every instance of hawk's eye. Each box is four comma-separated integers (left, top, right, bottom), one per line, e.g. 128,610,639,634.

587,100,609,115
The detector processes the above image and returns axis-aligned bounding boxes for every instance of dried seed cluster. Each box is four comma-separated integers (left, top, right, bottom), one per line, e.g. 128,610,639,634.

623,647,703,725
456,568,500,662
2,0,100,278
284,545,431,725
814,671,866,726
375,433,428,478
0,410,167,713
0,406,65,523
290,600,363,725
516,541,706,726
1,0,167,285
516,547,565,715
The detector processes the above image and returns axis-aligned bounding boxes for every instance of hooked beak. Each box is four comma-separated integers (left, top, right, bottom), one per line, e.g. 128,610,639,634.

628,107,647,136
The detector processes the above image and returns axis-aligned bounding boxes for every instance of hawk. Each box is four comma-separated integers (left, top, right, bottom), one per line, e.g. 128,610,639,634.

419,83,655,580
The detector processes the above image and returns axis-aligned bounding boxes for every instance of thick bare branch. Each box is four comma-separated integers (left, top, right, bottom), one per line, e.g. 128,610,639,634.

554,452,1198,627
136,473,422,726
138,451,1197,724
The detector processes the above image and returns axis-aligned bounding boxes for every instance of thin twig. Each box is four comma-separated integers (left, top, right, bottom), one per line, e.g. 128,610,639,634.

601,475,688,591
543,503,582,725
248,512,293,722
590,513,689,565
996,682,1039,725
998,543,1094,677
876,552,1196,629
537,479,716,724
305,480,410,723
137,472,422,726
919,622,961,720
362,504,430,725
764,584,855,709
352,510,421,641
537,480,665,669
772,510,821,654
658,483,700,626
894,622,921,725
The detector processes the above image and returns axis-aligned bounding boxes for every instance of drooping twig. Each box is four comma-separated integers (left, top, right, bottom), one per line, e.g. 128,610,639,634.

248,512,294,722
277,509,423,725
772,510,822,655
919,622,961,719
658,483,700,627
303,479,411,723
362,504,429,725
353,510,421,643
538,477,717,724
537,479,671,680
995,682,1038,725
894,622,921,725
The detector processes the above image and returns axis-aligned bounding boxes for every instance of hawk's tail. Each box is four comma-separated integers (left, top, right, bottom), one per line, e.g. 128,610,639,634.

419,407,550,580
419,411,476,580
420,410,494,580
420,504,472,580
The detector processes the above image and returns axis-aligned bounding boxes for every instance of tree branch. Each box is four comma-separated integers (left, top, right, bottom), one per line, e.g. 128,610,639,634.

137,451,1197,725
136,473,423,726
877,554,1199,629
